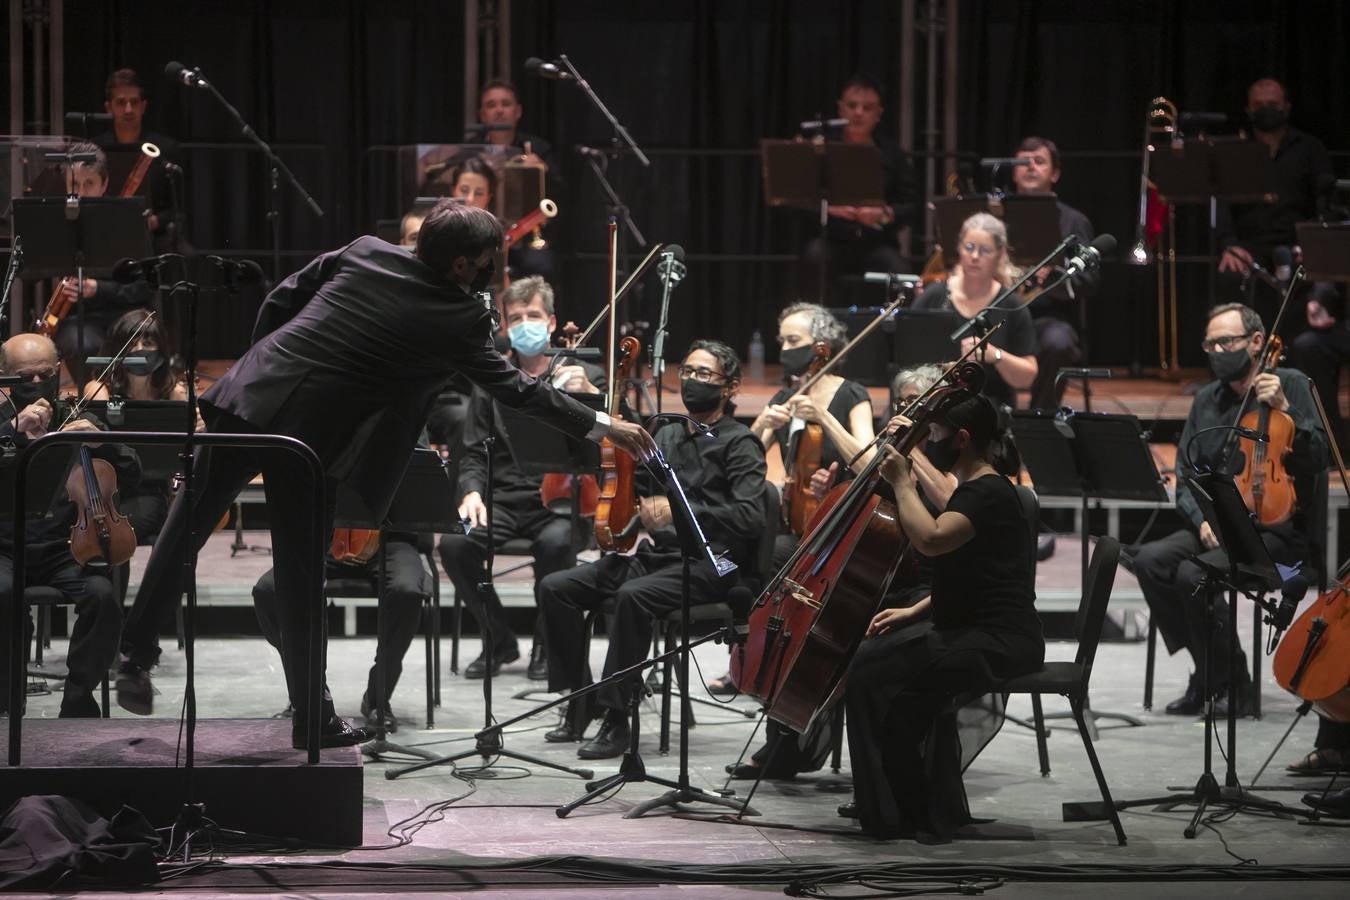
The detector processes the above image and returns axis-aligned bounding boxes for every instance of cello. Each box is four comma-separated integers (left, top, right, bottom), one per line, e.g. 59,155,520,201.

1272,373,1350,722
593,220,643,552
732,348,990,732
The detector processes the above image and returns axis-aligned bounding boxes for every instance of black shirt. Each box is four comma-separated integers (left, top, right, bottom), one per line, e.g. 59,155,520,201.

913,281,1039,408
768,378,872,476
930,473,1041,641
1025,199,1100,317
1221,127,1333,254
825,136,920,246
1174,366,1327,533
637,416,767,562
91,130,182,240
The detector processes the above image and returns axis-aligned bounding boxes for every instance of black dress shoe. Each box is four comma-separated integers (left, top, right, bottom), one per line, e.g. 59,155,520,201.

725,762,797,780
577,717,629,760
1164,677,1205,716
527,643,549,681
837,800,858,819
58,692,101,719
546,694,597,743
1212,682,1253,719
360,693,399,733
292,714,374,750
1036,532,1057,562
464,642,521,680
115,659,154,716
1302,786,1350,818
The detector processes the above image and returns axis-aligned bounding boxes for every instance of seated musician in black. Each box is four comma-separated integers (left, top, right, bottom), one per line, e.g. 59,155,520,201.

438,276,605,680
846,394,1042,841
1126,302,1327,716
913,212,1038,409
0,333,139,717
1292,282,1350,446
253,531,430,732
51,143,155,387
751,302,875,570
538,340,767,759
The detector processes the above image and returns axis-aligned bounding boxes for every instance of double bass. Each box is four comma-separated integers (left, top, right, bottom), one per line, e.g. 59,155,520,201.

732,353,988,731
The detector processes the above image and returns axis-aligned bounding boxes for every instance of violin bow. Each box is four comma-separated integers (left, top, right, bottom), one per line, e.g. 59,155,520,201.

790,294,910,398
59,310,160,430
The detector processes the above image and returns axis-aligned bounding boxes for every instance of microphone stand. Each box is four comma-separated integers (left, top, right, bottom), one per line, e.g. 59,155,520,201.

651,251,685,415
184,73,324,283
950,233,1078,346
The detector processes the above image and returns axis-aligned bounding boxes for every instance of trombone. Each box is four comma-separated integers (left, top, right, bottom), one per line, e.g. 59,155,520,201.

1129,98,1182,373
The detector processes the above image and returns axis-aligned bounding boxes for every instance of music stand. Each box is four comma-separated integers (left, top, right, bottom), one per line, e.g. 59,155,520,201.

1296,222,1350,283
329,448,455,761
931,194,1063,269
761,139,884,304
1098,471,1297,837
80,400,187,483
1012,409,1168,734
893,308,965,367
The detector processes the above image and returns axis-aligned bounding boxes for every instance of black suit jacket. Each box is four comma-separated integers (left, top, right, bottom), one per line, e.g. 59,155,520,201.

201,236,598,519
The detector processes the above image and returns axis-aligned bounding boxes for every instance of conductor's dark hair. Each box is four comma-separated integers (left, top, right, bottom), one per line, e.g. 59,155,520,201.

415,200,502,274
105,68,143,100
840,73,884,99
945,394,1021,475
1016,135,1061,171
687,339,742,384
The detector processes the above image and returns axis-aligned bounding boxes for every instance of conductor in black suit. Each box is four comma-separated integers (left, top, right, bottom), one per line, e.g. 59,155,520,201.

115,200,656,747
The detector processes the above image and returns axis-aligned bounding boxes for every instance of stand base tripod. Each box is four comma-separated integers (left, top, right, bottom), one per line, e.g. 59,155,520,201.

557,689,757,819
385,725,594,781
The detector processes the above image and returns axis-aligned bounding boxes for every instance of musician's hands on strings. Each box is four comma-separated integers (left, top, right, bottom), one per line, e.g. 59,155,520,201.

754,402,792,432
16,399,52,438
1252,372,1290,412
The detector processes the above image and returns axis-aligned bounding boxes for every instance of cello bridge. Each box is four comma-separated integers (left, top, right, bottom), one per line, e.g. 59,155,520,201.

784,578,820,610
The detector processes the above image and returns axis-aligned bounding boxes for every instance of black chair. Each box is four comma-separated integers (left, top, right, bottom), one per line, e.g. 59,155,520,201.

26,585,111,717
651,486,780,753
993,535,1127,846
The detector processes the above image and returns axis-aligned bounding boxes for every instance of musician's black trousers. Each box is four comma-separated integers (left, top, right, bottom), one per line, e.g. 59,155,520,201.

253,537,430,707
845,623,1042,839
120,409,337,719
0,546,119,716
1132,525,1305,689
1030,314,1083,410
437,501,579,652
539,547,731,714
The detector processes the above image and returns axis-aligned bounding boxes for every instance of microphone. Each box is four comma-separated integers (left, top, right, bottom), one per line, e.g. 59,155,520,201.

1180,110,1227,128
164,162,184,176
657,244,686,285
1065,234,1116,278
1233,424,1269,443
64,111,112,128
524,57,572,81
1273,245,1293,286
864,272,921,285
1058,368,1113,379
113,256,157,284
652,245,686,383
799,117,848,131
165,61,209,89
207,256,267,286
979,157,1032,168
574,144,608,159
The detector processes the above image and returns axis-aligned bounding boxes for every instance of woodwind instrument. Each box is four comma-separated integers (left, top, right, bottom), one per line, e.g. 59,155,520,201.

119,142,161,197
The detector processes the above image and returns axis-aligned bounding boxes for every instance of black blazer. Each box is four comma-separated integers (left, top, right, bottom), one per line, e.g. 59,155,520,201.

201,236,598,519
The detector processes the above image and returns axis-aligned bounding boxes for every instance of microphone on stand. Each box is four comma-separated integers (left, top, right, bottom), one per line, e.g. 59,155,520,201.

165,61,209,89
524,57,572,81
1065,234,1117,279
799,117,848,132
652,245,687,389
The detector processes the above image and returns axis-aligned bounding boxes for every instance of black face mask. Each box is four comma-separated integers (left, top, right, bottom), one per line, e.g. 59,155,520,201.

780,345,815,380
469,258,496,292
924,433,962,473
1208,347,1254,383
681,379,724,414
1251,104,1287,133
7,373,60,414
121,351,164,377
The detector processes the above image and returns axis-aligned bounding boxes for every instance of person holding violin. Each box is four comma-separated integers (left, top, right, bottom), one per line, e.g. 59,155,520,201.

1126,302,1328,717
0,333,140,718
538,340,767,759
47,142,154,388
844,394,1042,841
751,302,876,567
437,276,604,681
115,201,657,749
912,212,1039,410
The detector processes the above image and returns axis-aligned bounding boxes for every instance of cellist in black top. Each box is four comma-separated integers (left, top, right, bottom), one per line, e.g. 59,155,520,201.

846,394,1044,841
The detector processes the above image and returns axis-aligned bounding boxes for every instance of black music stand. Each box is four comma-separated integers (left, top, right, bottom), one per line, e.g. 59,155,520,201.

1012,409,1168,734
930,194,1063,269
761,139,884,305
1094,472,1300,836
80,400,186,483
1296,222,1350,284
330,448,455,761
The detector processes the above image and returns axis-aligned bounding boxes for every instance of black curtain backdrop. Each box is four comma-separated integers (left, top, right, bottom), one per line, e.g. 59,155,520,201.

37,0,1350,365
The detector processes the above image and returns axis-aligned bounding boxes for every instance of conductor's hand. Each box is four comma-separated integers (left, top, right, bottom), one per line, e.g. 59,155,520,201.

459,491,488,529
606,417,657,461
1218,245,1253,276
16,399,53,439
639,496,673,531
809,462,839,501
1199,521,1220,550
866,604,918,637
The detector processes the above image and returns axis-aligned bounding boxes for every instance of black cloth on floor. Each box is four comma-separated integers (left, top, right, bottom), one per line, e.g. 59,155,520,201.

0,795,159,889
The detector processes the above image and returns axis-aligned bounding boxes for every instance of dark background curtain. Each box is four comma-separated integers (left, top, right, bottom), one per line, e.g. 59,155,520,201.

12,0,1347,365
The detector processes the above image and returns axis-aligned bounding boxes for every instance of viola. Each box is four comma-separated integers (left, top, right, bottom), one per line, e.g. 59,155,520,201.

781,341,831,536
67,446,137,567
732,357,986,732
1234,335,1296,526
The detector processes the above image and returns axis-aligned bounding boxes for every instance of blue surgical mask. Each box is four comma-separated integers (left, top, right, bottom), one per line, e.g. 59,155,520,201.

508,320,551,356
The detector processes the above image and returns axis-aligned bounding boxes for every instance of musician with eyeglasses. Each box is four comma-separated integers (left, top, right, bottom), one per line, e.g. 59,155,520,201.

537,341,767,760
912,213,1039,409
1122,302,1327,719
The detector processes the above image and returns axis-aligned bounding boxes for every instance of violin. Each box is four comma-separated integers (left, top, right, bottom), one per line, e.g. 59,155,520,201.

539,321,600,517
66,445,137,567
781,341,831,536
593,220,643,551
1234,335,1296,525
1272,373,1350,721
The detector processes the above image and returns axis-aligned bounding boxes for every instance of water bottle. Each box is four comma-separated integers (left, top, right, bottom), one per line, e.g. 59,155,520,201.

748,329,765,383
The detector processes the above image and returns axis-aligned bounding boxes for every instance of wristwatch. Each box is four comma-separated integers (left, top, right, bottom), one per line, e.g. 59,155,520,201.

993,347,1004,363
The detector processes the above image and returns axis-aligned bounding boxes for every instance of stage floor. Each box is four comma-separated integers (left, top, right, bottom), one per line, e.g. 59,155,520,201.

15,607,1350,895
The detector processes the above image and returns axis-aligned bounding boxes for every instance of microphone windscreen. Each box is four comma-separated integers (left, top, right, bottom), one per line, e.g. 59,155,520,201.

523,57,546,72
1090,233,1117,256
164,61,187,80
663,244,686,262
111,258,143,284
237,259,267,284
